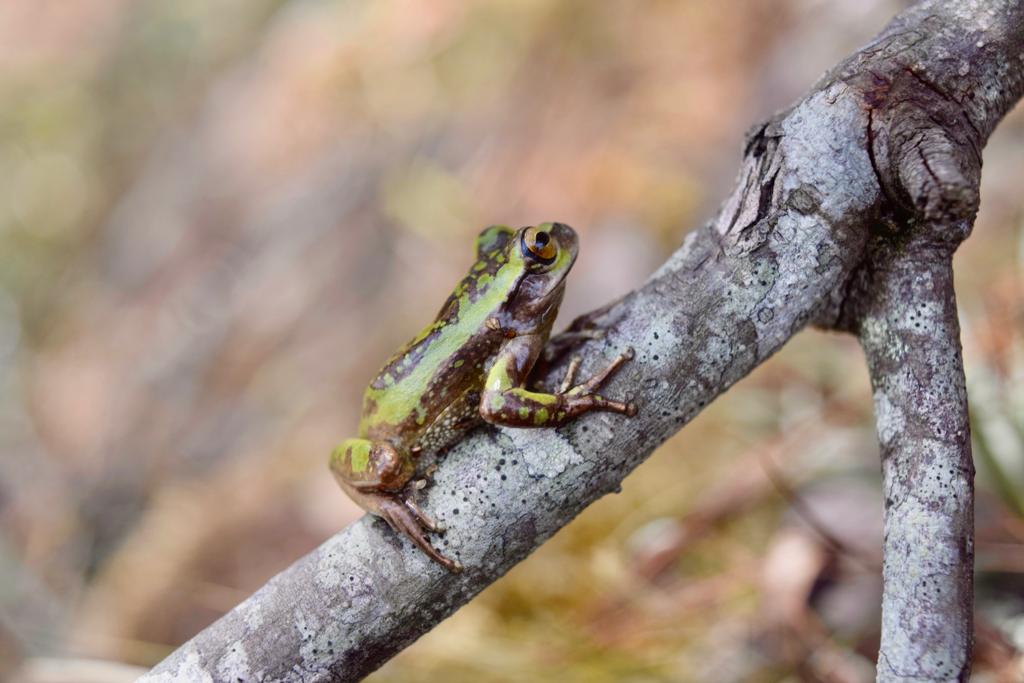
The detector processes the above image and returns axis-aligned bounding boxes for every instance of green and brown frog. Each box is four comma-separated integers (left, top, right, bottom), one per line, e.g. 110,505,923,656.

330,223,636,571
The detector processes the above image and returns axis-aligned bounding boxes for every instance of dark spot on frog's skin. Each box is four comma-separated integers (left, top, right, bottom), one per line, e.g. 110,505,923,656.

501,474,507,481
453,508,459,515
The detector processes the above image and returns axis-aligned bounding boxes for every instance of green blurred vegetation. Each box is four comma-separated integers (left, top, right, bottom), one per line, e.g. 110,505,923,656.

0,1,1022,681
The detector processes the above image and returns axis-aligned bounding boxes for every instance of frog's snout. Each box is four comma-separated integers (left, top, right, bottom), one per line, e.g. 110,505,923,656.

549,221,575,240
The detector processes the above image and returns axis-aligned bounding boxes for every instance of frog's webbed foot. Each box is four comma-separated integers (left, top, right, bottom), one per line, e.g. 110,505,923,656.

559,347,637,417
376,494,463,573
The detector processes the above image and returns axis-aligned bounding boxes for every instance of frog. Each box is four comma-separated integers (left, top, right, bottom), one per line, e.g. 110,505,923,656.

330,222,636,572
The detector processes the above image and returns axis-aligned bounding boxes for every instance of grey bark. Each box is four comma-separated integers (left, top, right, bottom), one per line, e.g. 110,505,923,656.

856,242,974,681
141,1,1024,681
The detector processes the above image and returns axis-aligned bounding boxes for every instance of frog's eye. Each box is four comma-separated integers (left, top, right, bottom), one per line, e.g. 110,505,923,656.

521,226,557,263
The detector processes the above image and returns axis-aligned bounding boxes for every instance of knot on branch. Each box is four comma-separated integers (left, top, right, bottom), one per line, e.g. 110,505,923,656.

818,67,986,334
892,125,979,242
862,67,983,249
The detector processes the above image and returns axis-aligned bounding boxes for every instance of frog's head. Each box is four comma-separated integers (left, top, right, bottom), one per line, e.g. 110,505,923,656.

473,222,579,322
506,221,579,318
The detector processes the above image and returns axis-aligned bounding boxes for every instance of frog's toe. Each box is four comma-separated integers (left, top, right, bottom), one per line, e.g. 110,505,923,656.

404,497,444,533
379,498,461,573
598,396,637,416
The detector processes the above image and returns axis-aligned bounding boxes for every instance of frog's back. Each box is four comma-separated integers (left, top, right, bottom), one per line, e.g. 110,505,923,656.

358,240,521,442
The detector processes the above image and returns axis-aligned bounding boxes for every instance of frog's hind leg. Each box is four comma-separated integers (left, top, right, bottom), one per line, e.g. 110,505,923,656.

329,438,462,572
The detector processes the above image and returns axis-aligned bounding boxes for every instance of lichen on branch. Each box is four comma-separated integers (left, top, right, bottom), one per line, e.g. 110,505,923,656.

143,1,1024,681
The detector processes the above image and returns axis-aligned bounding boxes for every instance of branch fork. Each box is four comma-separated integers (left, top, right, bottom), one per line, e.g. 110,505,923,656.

143,2,1024,681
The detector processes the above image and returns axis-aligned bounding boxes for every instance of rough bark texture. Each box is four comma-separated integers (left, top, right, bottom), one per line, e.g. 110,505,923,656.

142,1,1024,681
856,241,975,682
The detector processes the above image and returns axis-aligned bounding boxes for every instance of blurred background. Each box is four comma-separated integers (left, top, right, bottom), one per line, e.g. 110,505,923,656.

1,1,1022,681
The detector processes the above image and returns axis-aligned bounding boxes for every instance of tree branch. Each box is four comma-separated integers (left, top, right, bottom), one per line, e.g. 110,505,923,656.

857,241,974,682
142,1,1024,681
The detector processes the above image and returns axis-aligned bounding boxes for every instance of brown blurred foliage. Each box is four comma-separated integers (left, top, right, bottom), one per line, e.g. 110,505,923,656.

0,1,1022,681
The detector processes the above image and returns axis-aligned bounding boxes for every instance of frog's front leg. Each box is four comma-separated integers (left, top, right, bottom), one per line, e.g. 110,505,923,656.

480,335,636,427
329,439,461,572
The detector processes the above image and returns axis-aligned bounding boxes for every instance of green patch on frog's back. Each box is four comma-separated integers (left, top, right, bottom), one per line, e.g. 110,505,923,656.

369,246,512,391
359,254,523,437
